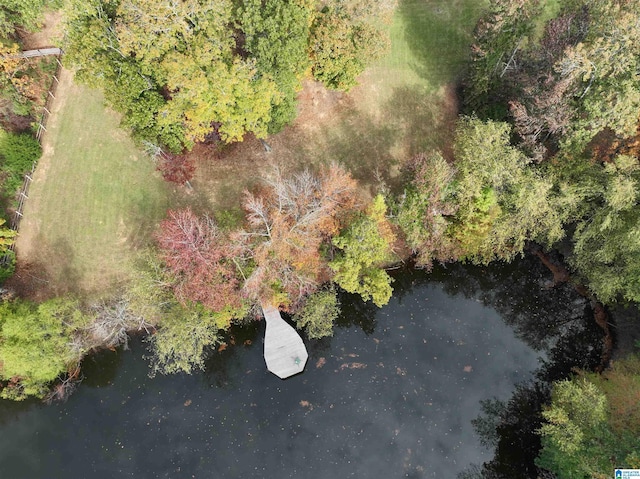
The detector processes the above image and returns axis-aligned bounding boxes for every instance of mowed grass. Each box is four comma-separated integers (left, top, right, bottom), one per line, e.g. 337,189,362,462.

192,0,488,208
15,69,173,298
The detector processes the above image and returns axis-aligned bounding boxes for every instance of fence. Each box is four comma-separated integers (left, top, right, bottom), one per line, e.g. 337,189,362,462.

1,54,63,266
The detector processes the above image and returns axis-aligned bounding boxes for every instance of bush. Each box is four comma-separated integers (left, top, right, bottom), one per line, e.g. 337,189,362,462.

0,131,41,195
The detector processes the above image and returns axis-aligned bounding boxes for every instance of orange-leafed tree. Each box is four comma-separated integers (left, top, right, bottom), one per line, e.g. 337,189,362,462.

156,208,243,311
242,163,358,307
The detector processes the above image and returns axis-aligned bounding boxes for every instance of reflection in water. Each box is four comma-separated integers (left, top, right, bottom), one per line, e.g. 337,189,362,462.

0,256,600,478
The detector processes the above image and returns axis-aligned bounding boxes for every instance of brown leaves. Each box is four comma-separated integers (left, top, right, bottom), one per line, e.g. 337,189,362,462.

241,164,358,306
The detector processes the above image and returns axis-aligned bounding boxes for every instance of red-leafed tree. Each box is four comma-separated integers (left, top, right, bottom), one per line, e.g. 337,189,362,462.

155,152,196,185
156,208,243,311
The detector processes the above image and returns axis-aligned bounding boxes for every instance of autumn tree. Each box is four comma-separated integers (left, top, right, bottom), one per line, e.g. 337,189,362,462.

156,208,244,311
127,249,246,375
64,0,392,152
242,163,358,307
330,194,395,307
64,0,278,151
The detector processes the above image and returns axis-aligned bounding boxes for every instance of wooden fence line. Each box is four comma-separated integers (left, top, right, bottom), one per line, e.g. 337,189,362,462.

1,53,64,267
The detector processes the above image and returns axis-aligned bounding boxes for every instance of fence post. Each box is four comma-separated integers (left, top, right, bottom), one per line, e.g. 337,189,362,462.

1,53,64,266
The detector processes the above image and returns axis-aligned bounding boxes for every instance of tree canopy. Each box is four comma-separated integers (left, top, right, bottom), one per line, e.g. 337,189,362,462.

63,0,390,152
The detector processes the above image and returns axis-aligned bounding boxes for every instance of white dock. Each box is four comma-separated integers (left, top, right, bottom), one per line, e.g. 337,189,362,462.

262,305,308,379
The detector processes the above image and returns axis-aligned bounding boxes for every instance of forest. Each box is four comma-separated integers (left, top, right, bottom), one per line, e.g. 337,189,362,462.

0,0,639,476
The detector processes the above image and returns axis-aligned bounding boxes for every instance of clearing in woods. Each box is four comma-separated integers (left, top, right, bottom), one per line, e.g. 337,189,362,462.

191,0,487,211
12,0,486,298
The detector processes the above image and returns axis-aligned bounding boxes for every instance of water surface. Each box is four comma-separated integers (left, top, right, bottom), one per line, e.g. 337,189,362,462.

0,265,555,478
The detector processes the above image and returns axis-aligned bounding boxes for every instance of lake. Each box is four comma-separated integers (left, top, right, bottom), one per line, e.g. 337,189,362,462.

0,258,602,478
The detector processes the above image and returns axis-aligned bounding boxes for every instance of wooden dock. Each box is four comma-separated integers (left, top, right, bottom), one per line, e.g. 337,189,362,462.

13,48,62,59
262,305,308,379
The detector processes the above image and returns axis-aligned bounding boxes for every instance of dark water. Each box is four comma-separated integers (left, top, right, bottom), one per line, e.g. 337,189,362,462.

0,258,601,479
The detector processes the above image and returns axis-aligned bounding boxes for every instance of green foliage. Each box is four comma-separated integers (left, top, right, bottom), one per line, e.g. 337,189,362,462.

537,360,640,477
0,218,16,254
559,0,640,152
0,298,90,400
146,302,244,376
395,152,458,267
64,0,390,151
465,0,541,111
567,155,640,303
0,0,47,36
309,2,388,90
330,195,394,307
537,378,610,478
452,186,500,257
64,0,277,151
0,130,42,195
238,0,313,133
293,286,340,339
0,248,16,283
451,117,564,262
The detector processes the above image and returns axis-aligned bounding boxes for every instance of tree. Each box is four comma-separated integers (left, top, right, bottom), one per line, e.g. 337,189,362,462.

537,365,640,477
156,208,244,311
0,298,90,400
237,0,314,133
64,0,278,151
464,0,541,112
146,303,238,376
128,249,247,375
395,152,459,268
309,1,388,90
293,286,340,339
566,155,640,303
64,0,392,152
451,117,564,263
0,0,46,37
146,144,196,185
242,164,357,307
330,194,395,307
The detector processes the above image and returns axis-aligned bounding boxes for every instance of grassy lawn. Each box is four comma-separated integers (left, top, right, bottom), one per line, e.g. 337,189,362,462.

14,68,173,298
192,0,488,208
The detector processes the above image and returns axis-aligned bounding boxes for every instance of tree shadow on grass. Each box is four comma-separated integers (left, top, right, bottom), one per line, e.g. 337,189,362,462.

396,0,483,85
283,83,454,196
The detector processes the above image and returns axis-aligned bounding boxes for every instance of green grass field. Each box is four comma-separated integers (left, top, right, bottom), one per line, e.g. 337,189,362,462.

15,69,172,298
